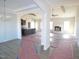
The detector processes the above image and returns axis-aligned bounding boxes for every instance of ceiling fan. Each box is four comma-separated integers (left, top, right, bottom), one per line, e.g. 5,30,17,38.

52,14,58,16
51,8,58,17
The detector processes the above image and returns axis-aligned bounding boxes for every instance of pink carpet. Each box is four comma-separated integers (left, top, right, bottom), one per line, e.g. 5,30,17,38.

19,35,40,59
49,38,74,59
19,34,74,59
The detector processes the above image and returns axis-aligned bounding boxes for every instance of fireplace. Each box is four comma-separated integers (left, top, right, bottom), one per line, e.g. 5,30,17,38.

54,26,61,31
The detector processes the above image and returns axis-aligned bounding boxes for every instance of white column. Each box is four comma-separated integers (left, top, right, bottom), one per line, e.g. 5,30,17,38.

76,7,79,38
17,16,22,39
41,12,50,50
76,7,79,46
33,0,51,50
38,20,41,31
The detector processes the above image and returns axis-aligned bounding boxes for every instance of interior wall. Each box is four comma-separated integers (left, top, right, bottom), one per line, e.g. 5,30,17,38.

25,19,32,29
52,17,75,34
53,18,64,32
0,14,20,43
26,19,40,31
19,8,43,32
76,7,79,38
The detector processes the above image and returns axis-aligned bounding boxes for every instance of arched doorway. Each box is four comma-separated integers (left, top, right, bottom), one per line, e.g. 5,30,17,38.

21,13,41,36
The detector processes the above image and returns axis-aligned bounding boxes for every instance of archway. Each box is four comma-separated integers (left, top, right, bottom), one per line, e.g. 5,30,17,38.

21,13,41,36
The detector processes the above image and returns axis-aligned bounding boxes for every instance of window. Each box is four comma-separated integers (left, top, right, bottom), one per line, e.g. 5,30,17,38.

64,21,70,32
35,21,38,30
50,21,53,30
31,21,35,28
28,22,31,28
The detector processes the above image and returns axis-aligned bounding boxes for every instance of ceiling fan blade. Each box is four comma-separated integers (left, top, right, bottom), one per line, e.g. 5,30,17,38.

52,8,58,16
52,14,58,16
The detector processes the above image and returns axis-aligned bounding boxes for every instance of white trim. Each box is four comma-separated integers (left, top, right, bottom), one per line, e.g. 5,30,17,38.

14,4,38,12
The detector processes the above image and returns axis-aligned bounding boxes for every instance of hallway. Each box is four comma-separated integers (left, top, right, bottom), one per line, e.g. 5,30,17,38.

19,33,75,59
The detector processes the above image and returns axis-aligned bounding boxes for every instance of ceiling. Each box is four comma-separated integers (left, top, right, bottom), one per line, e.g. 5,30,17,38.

45,0,79,6
0,0,78,18
51,6,77,18
21,13,40,20
0,0,37,12
43,0,79,18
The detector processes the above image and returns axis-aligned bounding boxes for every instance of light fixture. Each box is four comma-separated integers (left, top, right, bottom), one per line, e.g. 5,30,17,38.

51,8,58,17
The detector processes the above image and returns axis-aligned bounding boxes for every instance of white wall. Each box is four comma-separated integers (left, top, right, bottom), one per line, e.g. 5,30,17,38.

53,18,64,33
76,7,79,37
75,7,79,46
0,14,21,43
52,17,75,34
